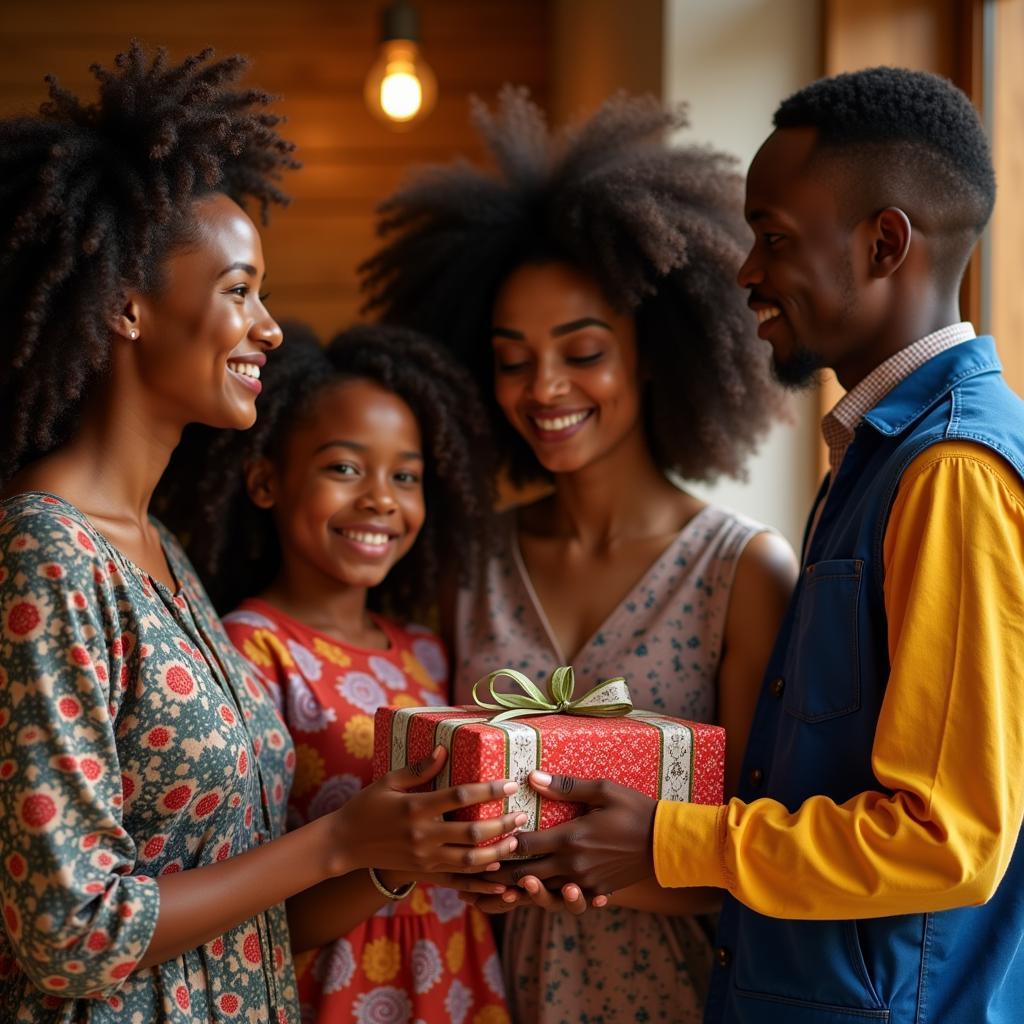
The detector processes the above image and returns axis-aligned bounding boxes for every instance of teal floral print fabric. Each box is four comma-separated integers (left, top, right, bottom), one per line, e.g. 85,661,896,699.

0,493,298,1022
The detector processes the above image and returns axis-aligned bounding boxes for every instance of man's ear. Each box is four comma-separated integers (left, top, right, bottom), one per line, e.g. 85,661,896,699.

245,458,277,509
868,207,912,279
110,297,143,342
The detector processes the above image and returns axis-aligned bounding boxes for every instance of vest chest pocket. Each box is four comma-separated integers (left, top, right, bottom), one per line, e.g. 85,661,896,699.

785,558,863,723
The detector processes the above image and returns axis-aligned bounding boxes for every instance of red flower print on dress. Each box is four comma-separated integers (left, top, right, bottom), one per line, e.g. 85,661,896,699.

157,781,195,815
18,786,62,832
3,594,50,642
4,904,20,938
237,929,263,970
57,696,82,719
141,835,167,861
109,960,136,980
162,663,196,700
219,992,241,1016
69,644,91,667
191,790,222,820
142,726,175,750
5,852,27,881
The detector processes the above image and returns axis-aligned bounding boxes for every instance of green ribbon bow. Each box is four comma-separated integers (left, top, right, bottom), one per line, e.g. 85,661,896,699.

471,665,633,724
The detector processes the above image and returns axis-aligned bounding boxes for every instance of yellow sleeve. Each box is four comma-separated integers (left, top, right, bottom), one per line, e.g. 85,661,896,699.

653,442,1024,919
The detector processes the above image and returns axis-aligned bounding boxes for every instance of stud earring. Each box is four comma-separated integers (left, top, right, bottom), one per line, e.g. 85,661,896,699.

129,329,138,340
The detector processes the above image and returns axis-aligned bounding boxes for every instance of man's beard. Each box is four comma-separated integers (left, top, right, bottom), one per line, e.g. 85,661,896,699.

771,344,827,390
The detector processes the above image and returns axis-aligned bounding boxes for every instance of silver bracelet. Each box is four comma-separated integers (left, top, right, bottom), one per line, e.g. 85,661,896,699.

368,867,416,901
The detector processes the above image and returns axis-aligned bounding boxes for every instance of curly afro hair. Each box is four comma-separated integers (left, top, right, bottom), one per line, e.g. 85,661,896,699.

157,321,497,618
0,41,297,487
360,87,783,488
774,66,994,283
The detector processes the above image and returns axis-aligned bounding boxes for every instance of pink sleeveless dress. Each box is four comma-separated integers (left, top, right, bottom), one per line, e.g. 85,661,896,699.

454,503,769,1023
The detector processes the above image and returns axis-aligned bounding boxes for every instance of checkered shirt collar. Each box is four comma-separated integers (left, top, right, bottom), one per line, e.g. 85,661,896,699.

821,322,976,477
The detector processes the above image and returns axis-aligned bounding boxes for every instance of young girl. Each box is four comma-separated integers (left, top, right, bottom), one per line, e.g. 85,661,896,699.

0,46,520,1024
166,323,511,1024
362,89,799,1022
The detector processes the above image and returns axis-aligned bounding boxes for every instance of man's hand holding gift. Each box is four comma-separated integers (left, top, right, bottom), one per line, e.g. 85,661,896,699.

461,770,658,915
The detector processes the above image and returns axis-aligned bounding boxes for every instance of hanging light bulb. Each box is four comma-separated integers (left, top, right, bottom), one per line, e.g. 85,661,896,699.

364,1,437,129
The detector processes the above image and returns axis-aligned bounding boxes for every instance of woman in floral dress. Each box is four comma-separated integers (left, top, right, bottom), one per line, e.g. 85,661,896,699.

164,325,512,1024
0,46,521,1024
362,90,799,1023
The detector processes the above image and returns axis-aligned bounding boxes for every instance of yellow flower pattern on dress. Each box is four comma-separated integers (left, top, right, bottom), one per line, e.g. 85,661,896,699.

470,906,488,943
362,936,401,983
474,1007,511,1024
292,948,317,980
446,931,465,973
312,636,352,667
410,886,433,915
401,649,437,690
291,744,325,799
242,628,295,670
391,692,421,708
343,714,374,760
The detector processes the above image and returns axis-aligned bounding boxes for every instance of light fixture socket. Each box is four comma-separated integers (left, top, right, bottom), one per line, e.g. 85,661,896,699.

381,0,420,43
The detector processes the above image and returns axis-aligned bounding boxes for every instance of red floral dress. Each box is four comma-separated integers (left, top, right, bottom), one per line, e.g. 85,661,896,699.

223,598,509,1024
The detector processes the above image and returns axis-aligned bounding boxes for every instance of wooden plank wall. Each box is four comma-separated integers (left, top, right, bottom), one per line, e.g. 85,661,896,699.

991,0,1024,394
0,0,550,338
818,0,983,474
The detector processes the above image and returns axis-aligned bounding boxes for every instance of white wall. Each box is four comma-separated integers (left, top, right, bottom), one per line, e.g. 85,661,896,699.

664,0,823,551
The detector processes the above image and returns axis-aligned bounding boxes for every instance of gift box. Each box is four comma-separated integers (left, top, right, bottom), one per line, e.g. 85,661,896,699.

372,667,725,835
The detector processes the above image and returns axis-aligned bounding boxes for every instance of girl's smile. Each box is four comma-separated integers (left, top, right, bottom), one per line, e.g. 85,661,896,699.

248,377,425,593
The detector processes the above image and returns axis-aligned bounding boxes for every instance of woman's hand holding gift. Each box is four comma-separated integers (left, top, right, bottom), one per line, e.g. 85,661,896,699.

329,745,526,878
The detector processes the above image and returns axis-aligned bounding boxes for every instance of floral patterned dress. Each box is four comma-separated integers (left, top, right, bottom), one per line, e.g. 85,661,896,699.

0,493,298,1023
454,505,769,1024
224,598,510,1024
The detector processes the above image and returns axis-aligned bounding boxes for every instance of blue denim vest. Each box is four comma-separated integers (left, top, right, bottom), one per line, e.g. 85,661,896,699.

705,337,1024,1024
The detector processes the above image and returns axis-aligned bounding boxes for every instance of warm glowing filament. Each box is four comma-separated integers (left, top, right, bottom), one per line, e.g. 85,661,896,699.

380,64,423,121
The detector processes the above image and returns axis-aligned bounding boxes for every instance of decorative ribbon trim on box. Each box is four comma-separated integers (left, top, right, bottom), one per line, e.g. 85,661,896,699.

471,665,633,723
386,704,696,834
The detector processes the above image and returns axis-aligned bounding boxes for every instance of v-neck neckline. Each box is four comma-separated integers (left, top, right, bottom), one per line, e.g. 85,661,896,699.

509,504,715,667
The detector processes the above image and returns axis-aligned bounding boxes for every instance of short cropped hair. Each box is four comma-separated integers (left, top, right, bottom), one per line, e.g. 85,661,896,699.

774,66,994,283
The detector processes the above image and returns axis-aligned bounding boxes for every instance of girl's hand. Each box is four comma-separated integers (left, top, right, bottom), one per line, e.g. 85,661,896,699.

329,746,525,877
460,876,607,916
377,869,510,899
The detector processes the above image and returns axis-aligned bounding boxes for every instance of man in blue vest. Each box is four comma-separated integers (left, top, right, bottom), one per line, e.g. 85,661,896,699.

499,67,1024,1022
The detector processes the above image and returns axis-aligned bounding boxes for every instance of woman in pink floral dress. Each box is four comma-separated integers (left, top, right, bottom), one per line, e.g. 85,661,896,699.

363,90,799,1023
165,325,512,1024
0,47,521,1024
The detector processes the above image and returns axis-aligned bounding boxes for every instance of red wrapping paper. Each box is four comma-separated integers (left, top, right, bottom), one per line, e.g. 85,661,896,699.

373,704,725,835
